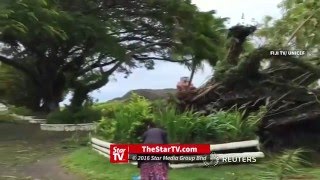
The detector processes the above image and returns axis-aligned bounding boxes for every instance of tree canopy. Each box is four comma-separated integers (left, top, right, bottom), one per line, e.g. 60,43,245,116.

258,0,320,56
0,0,227,112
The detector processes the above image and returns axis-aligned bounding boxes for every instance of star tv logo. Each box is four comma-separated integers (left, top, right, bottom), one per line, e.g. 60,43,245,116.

110,145,129,163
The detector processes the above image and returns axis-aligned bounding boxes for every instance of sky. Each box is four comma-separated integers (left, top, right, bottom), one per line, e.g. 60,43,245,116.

63,0,283,105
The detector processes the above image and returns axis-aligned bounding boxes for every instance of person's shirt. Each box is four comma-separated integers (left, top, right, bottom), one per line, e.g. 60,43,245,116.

142,128,168,144
137,128,169,167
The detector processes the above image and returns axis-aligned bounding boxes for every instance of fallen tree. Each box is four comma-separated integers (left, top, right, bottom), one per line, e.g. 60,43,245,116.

177,25,320,151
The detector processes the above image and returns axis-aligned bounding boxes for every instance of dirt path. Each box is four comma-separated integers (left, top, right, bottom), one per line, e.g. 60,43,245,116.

21,156,78,180
0,122,88,180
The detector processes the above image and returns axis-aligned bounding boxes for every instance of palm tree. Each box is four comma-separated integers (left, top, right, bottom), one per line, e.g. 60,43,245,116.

170,12,227,86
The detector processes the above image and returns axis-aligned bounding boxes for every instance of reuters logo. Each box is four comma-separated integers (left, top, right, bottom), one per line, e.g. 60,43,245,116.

203,152,219,167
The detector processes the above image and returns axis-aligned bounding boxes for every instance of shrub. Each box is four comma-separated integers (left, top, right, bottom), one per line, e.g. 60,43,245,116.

96,93,153,143
191,114,219,143
93,101,122,118
154,106,194,143
95,97,265,143
206,107,265,142
127,118,155,143
154,106,218,143
8,106,33,116
47,107,102,124
209,110,252,141
151,99,169,114
95,117,116,141
155,106,265,143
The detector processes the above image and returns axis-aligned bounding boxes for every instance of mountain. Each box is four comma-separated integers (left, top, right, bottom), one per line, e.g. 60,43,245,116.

110,88,177,101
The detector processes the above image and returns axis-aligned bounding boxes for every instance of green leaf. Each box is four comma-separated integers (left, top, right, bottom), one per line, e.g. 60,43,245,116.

43,25,67,40
38,0,48,6
16,2,28,8
27,12,39,21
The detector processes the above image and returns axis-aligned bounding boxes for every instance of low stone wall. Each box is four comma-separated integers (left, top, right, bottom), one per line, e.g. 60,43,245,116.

40,123,96,131
1,106,95,131
11,114,34,120
29,119,46,124
0,103,46,124
10,114,46,123
0,103,8,114
0,103,7,110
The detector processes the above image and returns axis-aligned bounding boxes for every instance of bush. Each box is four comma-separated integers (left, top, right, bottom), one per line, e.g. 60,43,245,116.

127,117,155,142
8,106,33,116
93,101,122,118
208,110,253,142
151,99,169,114
153,106,265,143
204,107,266,142
95,93,153,143
47,107,102,124
154,106,193,143
95,117,116,141
154,106,218,143
95,96,266,143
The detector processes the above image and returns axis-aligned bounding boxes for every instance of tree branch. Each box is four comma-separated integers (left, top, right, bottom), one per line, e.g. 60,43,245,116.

246,47,320,78
108,29,147,36
286,10,318,45
102,61,123,77
119,36,153,43
133,56,191,63
75,41,171,91
127,41,170,57
80,59,118,75
86,61,123,91
282,56,320,78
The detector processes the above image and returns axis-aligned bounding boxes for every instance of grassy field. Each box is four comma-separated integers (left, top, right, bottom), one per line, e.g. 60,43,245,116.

63,148,320,180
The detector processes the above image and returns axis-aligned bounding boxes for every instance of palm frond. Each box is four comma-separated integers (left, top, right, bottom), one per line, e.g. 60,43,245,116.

259,148,311,180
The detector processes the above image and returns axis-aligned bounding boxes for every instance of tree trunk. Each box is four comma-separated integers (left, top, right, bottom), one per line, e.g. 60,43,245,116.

41,99,60,112
39,62,67,112
69,79,110,112
40,85,62,113
27,93,42,112
70,87,90,112
188,63,196,86
39,75,66,113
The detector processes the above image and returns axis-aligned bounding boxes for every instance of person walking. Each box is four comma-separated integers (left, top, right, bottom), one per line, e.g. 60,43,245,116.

138,121,169,180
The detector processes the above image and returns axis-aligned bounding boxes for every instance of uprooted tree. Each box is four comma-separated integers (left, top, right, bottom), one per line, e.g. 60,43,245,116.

177,14,320,151
0,0,226,113
178,25,320,151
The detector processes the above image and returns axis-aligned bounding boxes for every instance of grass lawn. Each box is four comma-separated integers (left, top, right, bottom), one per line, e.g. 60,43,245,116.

62,148,320,180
